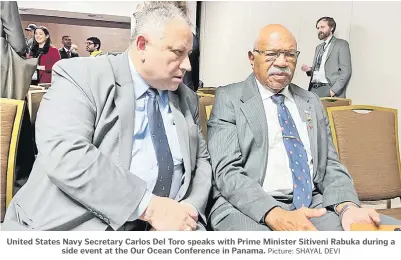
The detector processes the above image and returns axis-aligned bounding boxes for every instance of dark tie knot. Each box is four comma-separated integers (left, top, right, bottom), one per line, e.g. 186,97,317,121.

147,88,157,99
271,94,285,105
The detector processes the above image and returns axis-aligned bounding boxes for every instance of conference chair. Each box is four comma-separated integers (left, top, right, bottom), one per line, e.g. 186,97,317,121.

320,97,352,109
0,98,25,222
327,105,401,220
27,89,47,124
198,94,214,139
197,87,216,96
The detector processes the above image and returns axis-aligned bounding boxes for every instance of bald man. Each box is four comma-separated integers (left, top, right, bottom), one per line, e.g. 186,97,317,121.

206,24,400,231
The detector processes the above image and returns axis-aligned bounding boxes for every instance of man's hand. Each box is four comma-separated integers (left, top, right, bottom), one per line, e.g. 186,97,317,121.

330,89,336,97
140,196,197,231
180,201,199,222
265,207,327,231
301,64,312,72
339,205,380,231
37,65,45,71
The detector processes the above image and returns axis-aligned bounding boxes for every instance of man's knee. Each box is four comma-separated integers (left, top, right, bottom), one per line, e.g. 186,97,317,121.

309,211,344,231
210,211,271,231
379,214,401,225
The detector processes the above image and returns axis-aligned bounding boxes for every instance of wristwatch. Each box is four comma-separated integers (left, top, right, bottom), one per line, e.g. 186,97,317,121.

335,203,360,221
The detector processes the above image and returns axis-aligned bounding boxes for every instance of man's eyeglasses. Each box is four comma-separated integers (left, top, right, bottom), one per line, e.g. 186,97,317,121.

86,42,94,46
253,49,300,62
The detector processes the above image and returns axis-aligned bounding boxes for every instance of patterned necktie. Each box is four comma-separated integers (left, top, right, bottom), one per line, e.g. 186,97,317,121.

147,89,174,197
271,94,312,208
314,42,326,71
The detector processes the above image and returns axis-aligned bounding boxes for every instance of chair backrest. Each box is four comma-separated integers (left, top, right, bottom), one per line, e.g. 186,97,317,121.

320,97,352,108
27,89,47,124
197,87,216,96
199,95,214,139
37,83,51,89
29,85,45,91
327,105,401,201
0,98,24,222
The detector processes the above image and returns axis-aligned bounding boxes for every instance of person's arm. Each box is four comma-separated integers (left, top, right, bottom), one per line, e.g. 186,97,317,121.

180,94,212,224
36,60,149,230
0,1,27,53
207,86,281,223
330,41,352,95
305,45,319,77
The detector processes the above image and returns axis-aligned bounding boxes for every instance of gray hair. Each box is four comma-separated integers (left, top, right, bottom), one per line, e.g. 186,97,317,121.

131,1,191,41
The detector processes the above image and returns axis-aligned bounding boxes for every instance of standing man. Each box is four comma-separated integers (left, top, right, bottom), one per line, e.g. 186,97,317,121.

3,2,211,231
207,24,400,231
301,17,352,98
59,35,79,59
86,36,102,57
24,23,37,55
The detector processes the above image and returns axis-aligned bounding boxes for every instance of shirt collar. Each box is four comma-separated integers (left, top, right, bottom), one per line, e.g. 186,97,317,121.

90,50,102,56
64,47,70,52
324,35,333,45
128,56,169,105
255,78,294,103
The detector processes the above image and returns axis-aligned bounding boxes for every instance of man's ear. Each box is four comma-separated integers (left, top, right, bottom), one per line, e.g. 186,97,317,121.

248,51,255,68
136,35,148,62
136,35,147,51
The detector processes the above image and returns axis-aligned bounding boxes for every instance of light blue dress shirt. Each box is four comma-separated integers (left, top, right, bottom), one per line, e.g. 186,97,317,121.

128,58,184,221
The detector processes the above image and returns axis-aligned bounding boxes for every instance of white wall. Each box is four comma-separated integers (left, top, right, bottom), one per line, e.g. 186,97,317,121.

17,1,141,17
18,1,198,35
200,1,354,88
200,1,401,150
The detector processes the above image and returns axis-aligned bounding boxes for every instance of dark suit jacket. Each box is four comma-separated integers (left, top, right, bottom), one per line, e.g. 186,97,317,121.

59,47,79,59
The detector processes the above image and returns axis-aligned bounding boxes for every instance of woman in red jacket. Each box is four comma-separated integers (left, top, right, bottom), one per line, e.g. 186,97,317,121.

30,26,61,84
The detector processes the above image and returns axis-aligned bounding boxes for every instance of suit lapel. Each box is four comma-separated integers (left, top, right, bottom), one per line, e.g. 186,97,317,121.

312,43,324,70
110,51,136,169
290,85,318,177
325,36,337,62
240,75,269,184
168,91,190,178
240,74,268,147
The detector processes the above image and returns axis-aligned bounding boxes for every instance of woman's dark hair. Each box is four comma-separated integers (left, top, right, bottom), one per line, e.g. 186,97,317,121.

31,26,52,57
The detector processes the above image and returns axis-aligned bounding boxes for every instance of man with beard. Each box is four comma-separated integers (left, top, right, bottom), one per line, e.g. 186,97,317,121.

206,24,400,231
301,17,352,98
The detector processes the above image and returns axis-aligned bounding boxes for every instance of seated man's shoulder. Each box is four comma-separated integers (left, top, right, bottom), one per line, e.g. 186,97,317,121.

54,56,112,78
290,83,321,103
53,56,116,95
215,80,246,99
179,83,198,99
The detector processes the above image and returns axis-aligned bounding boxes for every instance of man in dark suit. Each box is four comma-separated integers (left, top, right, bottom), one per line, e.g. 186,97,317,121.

301,17,352,98
59,35,79,59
